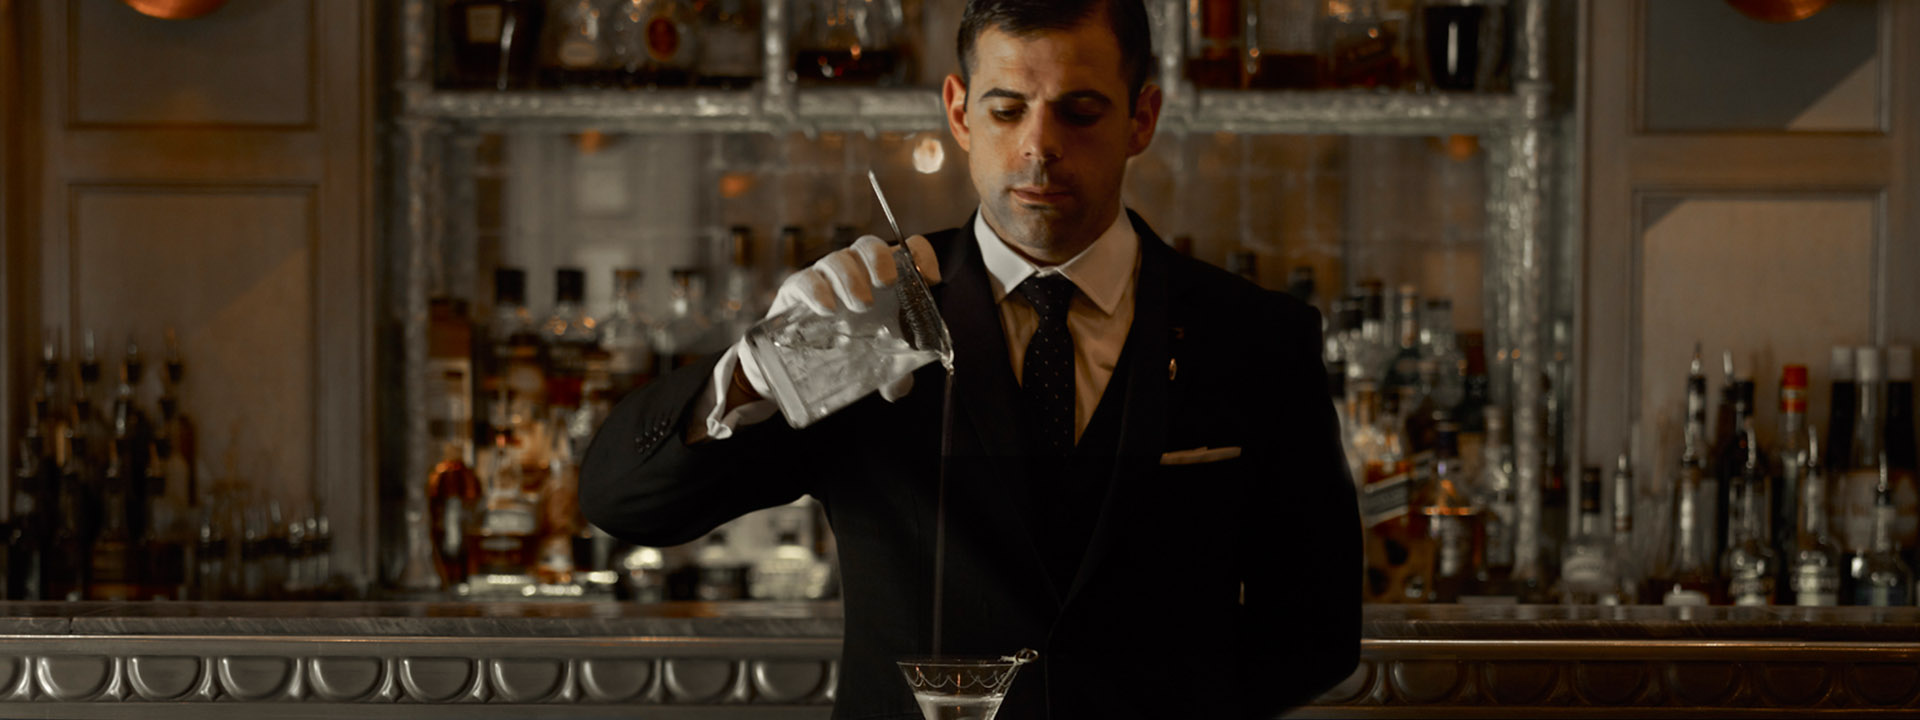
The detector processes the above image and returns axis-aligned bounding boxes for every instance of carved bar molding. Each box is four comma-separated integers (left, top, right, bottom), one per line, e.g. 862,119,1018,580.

0,633,1917,718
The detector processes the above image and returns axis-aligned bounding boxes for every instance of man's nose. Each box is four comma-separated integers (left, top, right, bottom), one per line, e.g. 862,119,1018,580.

1018,109,1064,163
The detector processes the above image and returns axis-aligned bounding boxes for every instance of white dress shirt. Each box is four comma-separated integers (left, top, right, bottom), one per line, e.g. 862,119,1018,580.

696,209,1140,442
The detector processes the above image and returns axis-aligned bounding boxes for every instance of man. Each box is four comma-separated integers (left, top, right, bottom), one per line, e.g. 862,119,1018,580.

581,0,1359,717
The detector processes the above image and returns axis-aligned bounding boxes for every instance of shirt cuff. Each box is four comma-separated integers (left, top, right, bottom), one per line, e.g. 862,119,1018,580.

691,341,778,442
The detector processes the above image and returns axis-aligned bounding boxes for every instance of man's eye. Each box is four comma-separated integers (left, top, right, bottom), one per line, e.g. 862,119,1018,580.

989,107,1023,121
1064,111,1102,126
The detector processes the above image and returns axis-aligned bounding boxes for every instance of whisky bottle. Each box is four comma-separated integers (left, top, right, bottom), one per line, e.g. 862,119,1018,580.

1658,346,1722,606
543,268,599,411
486,268,544,437
8,426,51,600
1185,0,1245,88
428,441,480,587
649,268,716,372
1561,466,1621,605
1326,0,1401,88
1468,412,1516,599
87,443,140,602
612,0,699,87
1826,346,1858,477
695,0,762,88
1420,422,1478,602
468,424,540,587
1610,451,1639,602
538,0,617,87
1355,383,1429,602
713,226,764,346
790,0,907,85
140,446,188,601
1789,427,1842,606
600,268,655,397
1246,0,1323,89
1838,348,1885,569
1773,365,1812,586
693,529,748,601
1724,421,1777,606
46,420,94,601
1850,456,1913,606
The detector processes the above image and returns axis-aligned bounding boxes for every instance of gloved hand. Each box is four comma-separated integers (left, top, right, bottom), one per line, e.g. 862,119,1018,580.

736,234,942,404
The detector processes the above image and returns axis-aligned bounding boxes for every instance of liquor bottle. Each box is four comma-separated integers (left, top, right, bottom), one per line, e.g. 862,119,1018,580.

1561,466,1620,604
193,493,232,601
1419,298,1466,414
1286,266,1317,308
619,543,669,602
468,420,540,587
695,0,761,88
1723,419,1777,606
87,443,139,601
1657,346,1721,606
543,267,599,412
46,424,91,602
1610,451,1639,603
1886,346,1917,568
539,0,617,87
442,0,544,90
1324,296,1359,404
1420,422,1478,602
649,268,716,372
1352,280,1390,392
693,529,748,600
1789,427,1842,606
487,268,544,437
1380,285,1424,400
1773,364,1812,585
1185,0,1245,88
241,500,290,601
141,446,188,601
1469,411,1515,598
600,268,655,398
1419,0,1498,91
713,226,765,346
1326,0,1401,88
791,0,908,85
428,441,480,587
749,526,830,601
1839,348,1884,566
1246,0,1322,88
1354,383,1429,602
536,410,584,585
1724,380,1770,568
157,328,197,509
1827,346,1857,476
8,425,51,600
1226,250,1259,285
309,513,334,597
1850,455,1913,606
1708,354,1742,574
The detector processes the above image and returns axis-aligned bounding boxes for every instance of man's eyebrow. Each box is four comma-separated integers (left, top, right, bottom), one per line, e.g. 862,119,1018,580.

977,88,1115,105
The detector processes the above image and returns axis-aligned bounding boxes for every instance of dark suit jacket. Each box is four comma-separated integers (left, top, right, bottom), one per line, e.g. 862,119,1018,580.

581,211,1360,720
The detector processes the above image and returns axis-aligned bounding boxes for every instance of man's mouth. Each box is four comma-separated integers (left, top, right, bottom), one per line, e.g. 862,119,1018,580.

1011,186,1071,205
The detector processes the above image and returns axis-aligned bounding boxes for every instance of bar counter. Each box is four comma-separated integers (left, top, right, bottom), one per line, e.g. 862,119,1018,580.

0,601,1915,718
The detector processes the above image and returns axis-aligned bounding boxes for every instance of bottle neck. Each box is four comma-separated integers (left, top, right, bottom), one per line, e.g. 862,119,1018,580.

1854,379,1882,468
1800,469,1829,541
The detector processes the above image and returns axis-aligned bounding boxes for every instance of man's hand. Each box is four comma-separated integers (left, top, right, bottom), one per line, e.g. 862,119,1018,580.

736,234,941,404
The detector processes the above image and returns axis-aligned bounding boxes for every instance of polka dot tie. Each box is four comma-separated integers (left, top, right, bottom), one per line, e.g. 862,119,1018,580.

1017,274,1077,456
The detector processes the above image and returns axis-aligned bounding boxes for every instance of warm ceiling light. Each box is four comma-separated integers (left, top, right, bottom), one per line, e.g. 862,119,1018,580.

122,0,229,20
912,136,945,174
1725,0,1831,23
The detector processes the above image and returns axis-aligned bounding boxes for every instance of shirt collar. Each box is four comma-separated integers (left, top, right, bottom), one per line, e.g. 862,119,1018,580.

974,208,1137,316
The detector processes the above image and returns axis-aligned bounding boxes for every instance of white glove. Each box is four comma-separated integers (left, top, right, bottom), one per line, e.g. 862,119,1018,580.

738,234,942,404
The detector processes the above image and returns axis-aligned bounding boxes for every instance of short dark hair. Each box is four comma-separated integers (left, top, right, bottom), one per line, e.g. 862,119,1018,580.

956,0,1155,105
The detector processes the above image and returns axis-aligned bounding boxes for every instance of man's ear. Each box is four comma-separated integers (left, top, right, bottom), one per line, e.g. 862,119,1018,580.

1128,83,1163,157
943,74,972,153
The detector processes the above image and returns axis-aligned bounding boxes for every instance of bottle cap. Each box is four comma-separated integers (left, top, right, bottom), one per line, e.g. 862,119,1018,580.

1856,346,1882,383
1780,364,1808,389
555,268,585,304
1887,346,1913,382
494,268,527,306
1831,346,1856,381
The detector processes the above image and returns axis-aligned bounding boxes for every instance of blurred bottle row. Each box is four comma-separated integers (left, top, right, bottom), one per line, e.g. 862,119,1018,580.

435,0,1511,93
439,0,917,90
6,330,341,602
1189,0,1510,92
411,224,838,601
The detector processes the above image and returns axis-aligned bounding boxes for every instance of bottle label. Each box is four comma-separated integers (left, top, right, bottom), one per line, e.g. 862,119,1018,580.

646,16,684,64
1730,576,1772,606
1663,588,1708,607
1561,554,1605,585
484,506,536,536
465,6,504,44
1434,517,1469,577
1792,566,1839,606
559,39,601,69
1361,472,1412,528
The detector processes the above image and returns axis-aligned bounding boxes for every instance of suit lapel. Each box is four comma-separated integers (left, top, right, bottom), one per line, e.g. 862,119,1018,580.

1060,211,1175,609
936,219,1061,605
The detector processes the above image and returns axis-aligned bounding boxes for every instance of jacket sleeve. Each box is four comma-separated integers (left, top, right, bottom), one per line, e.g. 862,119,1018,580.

579,352,820,548
1238,296,1362,719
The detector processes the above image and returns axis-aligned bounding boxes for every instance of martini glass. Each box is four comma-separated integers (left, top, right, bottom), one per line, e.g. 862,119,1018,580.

896,649,1038,720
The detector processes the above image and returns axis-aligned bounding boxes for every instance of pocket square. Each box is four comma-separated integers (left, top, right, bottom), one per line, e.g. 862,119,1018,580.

1158,446,1242,465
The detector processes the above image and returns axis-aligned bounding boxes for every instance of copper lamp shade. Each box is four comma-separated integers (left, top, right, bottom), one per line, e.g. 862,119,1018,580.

122,0,229,20
1725,0,1832,23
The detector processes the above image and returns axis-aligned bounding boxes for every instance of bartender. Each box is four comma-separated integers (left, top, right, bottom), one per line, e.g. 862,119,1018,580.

581,0,1360,717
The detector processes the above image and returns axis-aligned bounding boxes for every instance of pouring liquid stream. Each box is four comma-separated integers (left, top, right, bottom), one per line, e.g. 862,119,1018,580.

933,359,954,658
